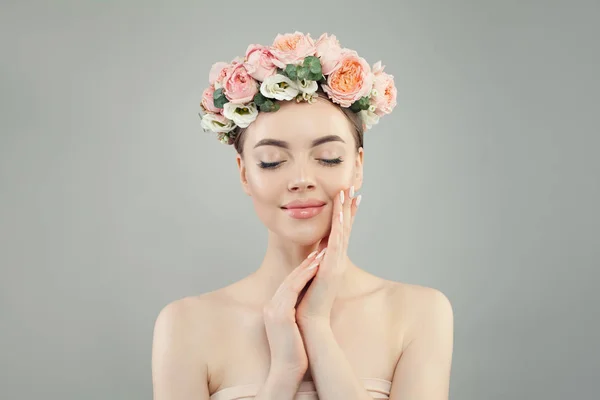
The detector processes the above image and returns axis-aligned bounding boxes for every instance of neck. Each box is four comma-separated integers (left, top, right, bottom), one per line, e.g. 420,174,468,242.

250,231,362,301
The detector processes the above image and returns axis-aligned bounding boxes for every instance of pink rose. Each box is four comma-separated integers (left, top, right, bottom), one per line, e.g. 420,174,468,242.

209,62,229,86
270,31,316,68
321,49,374,108
371,61,397,116
201,85,221,113
222,63,259,104
315,33,343,75
244,44,278,81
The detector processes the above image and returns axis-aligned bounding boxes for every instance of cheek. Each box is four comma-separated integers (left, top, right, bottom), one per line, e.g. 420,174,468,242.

319,164,356,193
247,170,279,199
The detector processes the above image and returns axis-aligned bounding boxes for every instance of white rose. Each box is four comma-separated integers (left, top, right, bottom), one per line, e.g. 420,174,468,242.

222,102,258,128
200,112,236,133
297,79,318,95
359,109,380,129
260,74,299,100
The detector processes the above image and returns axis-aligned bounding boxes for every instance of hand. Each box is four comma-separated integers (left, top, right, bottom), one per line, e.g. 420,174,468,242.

296,186,361,326
262,249,327,379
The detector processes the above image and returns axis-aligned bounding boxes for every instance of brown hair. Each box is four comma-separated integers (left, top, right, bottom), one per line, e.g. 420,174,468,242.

233,88,365,156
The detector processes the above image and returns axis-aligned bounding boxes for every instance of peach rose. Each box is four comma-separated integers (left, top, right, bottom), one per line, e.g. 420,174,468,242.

201,85,222,113
209,62,229,88
321,49,374,108
244,44,278,81
315,33,343,75
270,31,316,68
371,61,397,116
222,63,259,104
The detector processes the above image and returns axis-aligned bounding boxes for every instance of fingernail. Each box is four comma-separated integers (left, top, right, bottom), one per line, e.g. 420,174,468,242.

340,190,344,205
339,211,343,224
356,194,362,208
316,248,327,259
308,261,319,269
308,250,318,258
349,186,355,198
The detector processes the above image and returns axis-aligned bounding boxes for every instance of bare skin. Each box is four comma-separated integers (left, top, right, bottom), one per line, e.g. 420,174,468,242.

152,98,453,399
153,274,445,398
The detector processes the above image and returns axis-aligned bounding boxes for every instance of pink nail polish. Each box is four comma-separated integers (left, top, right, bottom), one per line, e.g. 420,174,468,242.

316,248,327,259
340,190,344,205
356,195,362,208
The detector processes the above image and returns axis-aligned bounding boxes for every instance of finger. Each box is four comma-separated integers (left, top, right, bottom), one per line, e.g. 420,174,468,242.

271,249,325,312
340,187,353,253
326,188,344,259
349,185,358,219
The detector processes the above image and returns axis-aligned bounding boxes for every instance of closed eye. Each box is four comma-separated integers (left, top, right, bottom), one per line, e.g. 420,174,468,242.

257,157,343,170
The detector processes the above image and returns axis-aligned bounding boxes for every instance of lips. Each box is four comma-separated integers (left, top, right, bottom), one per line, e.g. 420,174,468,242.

281,199,327,209
281,199,327,220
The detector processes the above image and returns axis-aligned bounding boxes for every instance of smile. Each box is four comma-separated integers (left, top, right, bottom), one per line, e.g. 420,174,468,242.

281,204,326,219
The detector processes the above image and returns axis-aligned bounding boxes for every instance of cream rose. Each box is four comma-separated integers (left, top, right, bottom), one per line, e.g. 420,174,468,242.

200,112,236,133
315,33,343,75
321,49,373,108
260,74,300,101
222,63,259,104
371,61,397,116
297,78,318,95
200,85,221,113
244,44,278,81
209,62,230,89
222,102,258,128
359,109,380,129
270,31,316,68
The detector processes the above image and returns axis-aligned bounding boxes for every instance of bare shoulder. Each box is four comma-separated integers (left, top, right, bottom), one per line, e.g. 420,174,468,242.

387,281,454,344
153,291,226,347
151,292,227,398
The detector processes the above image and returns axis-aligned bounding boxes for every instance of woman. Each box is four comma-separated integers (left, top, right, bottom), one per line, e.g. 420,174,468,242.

152,32,454,400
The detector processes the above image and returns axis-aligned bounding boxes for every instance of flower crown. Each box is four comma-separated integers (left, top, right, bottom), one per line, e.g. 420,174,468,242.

199,32,397,145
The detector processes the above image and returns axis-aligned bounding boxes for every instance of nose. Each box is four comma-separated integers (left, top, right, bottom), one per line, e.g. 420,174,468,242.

287,164,316,193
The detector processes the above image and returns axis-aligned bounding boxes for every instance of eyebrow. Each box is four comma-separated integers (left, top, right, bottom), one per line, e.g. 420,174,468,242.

253,134,346,149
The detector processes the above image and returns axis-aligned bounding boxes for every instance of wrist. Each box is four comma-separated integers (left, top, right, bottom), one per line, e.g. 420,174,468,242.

297,316,331,332
255,367,304,400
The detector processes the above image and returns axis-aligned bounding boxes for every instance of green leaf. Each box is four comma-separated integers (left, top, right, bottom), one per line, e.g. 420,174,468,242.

350,96,371,112
213,88,229,108
303,56,322,74
253,92,268,106
297,66,308,80
260,100,280,112
284,64,298,80
306,71,322,81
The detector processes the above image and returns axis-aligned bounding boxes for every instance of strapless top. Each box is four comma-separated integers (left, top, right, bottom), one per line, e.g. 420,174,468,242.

209,377,392,399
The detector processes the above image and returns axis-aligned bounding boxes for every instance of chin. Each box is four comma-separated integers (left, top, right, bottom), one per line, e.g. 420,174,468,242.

279,220,332,246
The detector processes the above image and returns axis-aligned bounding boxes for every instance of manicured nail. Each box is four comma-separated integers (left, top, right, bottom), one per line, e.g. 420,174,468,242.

356,194,362,208
316,248,327,259
308,250,318,258
308,261,319,269
339,211,343,224
340,190,344,205
349,186,355,198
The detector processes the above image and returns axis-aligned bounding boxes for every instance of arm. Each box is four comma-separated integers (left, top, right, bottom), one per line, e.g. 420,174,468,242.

389,288,454,400
152,299,210,400
299,321,373,400
152,297,306,400
255,369,305,400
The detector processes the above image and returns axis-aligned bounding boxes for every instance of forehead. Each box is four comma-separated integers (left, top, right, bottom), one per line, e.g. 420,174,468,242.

244,98,354,147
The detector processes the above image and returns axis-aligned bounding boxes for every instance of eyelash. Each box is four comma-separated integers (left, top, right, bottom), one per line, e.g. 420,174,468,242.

258,157,343,170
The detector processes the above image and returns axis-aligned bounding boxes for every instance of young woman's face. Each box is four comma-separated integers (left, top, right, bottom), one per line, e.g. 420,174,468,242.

237,98,364,245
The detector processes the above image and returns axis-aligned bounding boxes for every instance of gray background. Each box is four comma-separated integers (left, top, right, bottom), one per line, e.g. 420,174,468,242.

1,1,598,399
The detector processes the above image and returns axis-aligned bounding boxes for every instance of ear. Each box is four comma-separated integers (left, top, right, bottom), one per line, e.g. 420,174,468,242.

353,147,364,191
236,153,252,196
